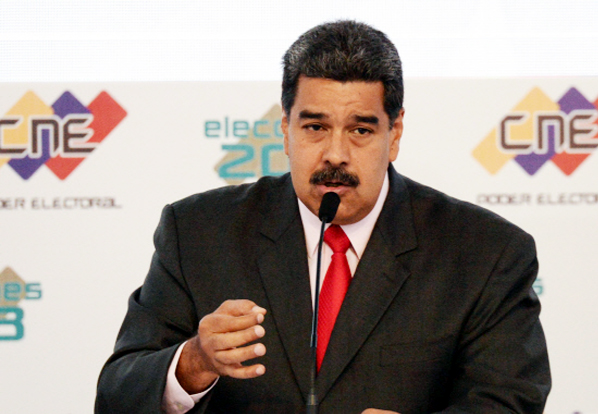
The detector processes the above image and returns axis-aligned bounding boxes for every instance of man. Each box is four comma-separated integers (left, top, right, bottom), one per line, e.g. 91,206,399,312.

96,21,550,413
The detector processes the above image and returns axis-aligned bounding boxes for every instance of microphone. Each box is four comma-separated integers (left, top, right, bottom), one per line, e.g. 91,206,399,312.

307,192,340,414
318,192,341,223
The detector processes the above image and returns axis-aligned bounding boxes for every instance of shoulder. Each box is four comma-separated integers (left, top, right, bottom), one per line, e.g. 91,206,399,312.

400,175,534,248
170,174,291,217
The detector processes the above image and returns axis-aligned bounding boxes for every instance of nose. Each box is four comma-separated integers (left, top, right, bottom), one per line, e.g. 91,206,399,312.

322,131,349,167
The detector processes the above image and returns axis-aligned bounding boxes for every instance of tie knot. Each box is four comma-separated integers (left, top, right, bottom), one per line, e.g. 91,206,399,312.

324,225,351,254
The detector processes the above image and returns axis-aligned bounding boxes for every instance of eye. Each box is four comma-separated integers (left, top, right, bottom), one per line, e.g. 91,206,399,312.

354,127,372,135
304,124,324,132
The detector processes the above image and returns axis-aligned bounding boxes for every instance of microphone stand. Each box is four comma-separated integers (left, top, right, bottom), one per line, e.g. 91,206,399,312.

307,192,340,414
306,218,327,414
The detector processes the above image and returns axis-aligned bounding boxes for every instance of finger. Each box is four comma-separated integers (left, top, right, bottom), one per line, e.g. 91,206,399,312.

221,363,266,379
214,342,266,365
215,299,267,317
209,324,266,351
203,312,265,335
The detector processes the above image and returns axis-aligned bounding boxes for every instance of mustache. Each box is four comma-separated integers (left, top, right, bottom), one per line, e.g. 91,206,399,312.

309,166,360,187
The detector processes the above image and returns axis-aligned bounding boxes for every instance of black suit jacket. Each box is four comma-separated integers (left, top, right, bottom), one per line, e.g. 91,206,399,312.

96,166,550,413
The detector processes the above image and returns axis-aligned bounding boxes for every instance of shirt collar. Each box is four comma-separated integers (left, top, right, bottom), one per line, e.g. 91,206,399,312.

298,172,390,259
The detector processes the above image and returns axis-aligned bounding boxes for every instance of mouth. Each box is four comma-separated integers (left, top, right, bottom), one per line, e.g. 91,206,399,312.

314,179,357,197
323,181,345,187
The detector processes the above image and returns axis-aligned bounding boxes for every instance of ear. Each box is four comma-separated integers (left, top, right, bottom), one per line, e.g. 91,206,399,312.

282,110,290,156
388,108,405,162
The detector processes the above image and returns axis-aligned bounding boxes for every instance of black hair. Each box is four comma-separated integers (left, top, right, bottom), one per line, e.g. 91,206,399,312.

282,20,403,123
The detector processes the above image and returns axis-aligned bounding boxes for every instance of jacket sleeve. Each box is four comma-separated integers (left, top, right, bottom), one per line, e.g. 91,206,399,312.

95,205,211,414
439,230,551,413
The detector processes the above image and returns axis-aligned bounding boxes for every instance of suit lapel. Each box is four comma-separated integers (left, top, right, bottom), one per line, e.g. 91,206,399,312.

316,166,419,399
256,176,313,398
254,168,419,402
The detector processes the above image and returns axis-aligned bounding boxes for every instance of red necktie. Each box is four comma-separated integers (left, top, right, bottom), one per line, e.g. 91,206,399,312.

317,224,352,371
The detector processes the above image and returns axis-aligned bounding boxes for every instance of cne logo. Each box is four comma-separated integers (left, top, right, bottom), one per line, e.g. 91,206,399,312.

473,87,598,176
0,91,126,180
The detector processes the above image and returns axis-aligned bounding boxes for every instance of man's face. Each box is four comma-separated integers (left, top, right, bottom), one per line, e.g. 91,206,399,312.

282,76,404,225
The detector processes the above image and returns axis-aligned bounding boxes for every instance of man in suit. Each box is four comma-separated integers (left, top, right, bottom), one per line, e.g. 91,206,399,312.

96,21,550,413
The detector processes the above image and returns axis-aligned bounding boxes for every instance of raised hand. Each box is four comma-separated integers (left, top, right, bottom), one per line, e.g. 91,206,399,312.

176,299,267,394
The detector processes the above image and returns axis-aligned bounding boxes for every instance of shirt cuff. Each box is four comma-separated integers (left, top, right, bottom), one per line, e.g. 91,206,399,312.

162,341,219,414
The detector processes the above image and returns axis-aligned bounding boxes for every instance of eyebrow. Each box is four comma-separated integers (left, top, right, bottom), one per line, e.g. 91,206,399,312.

298,111,379,125
354,115,379,125
298,110,326,120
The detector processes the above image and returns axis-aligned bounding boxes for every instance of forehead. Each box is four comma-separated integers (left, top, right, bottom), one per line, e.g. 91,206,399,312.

291,76,387,122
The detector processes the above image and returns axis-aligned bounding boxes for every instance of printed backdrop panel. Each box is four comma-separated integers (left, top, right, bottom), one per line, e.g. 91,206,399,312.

0,80,596,413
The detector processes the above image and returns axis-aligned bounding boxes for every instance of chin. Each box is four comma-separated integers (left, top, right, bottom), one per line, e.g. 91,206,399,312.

331,211,354,225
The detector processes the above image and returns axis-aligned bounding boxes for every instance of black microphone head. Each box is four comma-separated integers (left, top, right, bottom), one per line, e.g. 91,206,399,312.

318,192,341,223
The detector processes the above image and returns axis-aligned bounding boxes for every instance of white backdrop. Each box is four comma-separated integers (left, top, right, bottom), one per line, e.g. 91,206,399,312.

2,1,598,413
2,1,598,81
1,79,596,413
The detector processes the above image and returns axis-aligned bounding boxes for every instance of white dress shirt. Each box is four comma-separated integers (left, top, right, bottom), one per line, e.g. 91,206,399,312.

298,173,389,306
162,173,390,413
